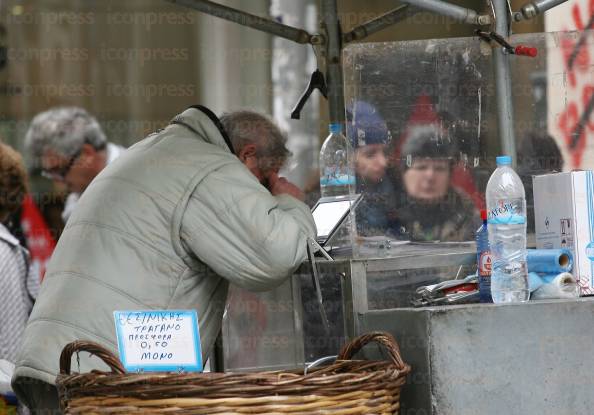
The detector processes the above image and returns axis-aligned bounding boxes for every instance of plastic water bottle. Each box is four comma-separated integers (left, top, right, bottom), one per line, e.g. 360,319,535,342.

476,209,492,303
319,123,356,197
486,155,529,303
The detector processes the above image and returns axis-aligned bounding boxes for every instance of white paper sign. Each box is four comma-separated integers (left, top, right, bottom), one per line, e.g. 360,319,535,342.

113,310,202,372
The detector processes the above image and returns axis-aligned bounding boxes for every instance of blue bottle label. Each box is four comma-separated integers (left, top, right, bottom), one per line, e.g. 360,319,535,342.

487,198,526,225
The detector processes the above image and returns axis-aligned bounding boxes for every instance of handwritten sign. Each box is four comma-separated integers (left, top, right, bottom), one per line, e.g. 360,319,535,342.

113,310,202,372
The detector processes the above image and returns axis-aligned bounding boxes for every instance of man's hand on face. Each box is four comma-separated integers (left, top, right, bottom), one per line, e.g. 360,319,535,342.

267,172,305,201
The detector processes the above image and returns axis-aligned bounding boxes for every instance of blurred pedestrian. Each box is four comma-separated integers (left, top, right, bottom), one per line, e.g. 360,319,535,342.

346,100,400,237
0,142,38,363
396,124,480,241
25,107,125,223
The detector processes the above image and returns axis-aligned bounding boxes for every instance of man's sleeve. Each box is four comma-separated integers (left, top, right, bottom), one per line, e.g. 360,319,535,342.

180,163,317,291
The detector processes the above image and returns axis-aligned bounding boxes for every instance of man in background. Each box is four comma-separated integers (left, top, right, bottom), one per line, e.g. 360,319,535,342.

25,107,125,223
346,100,400,237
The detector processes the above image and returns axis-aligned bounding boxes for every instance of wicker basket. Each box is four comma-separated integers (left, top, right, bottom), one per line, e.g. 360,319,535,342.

56,331,411,414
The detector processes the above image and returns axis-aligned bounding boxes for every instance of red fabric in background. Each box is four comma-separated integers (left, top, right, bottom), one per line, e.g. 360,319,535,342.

20,195,56,280
393,94,439,160
451,164,485,210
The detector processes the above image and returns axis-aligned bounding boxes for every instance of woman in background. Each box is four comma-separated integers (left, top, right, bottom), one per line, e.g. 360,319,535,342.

0,142,38,364
395,124,480,242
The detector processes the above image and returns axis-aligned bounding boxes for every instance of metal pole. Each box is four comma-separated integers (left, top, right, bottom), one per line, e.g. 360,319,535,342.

513,0,569,21
492,0,516,162
343,5,418,44
402,0,492,25
321,0,345,125
164,0,314,44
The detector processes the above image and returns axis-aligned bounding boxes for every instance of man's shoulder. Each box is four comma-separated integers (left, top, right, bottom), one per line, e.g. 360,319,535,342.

106,142,126,163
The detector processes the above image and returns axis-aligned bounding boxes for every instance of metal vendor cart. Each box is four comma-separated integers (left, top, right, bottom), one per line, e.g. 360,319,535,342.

216,25,594,415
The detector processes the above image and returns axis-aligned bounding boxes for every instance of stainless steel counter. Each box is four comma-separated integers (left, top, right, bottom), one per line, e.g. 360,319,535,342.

219,242,476,370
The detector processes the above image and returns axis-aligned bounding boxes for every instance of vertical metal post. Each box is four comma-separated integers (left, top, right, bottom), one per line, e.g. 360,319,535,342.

492,0,517,163
320,0,346,125
342,261,369,339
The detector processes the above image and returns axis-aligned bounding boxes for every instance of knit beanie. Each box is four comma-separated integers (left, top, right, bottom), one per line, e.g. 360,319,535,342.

345,101,390,149
400,124,457,169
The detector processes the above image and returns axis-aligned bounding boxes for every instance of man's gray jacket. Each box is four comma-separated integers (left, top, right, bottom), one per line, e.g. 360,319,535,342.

12,107,316,405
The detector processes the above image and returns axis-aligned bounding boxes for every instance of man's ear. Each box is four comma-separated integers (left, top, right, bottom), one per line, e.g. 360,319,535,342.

238,143,257,162
80,143,97,157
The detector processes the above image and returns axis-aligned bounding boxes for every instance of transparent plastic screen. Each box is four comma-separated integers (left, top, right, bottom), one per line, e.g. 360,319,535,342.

342,30,592,257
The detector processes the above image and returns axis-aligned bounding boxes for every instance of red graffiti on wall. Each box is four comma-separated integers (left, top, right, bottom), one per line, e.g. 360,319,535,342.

556,1,594,168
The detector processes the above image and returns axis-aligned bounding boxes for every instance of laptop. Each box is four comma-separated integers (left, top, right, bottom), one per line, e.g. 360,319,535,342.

311,194,362,246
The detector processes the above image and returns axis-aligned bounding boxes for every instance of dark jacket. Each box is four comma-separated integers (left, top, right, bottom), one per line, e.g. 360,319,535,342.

396,187,480,242
355,177,400,237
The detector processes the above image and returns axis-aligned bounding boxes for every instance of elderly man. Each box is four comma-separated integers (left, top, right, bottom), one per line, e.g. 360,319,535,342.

12,105,316,413
25,107,125,222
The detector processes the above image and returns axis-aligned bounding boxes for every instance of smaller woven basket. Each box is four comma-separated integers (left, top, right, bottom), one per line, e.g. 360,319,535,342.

56,331,411,414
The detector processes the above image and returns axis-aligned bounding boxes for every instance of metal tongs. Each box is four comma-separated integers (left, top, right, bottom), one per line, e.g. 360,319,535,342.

306,237,333,335
412,274,479,307
475,29,537,57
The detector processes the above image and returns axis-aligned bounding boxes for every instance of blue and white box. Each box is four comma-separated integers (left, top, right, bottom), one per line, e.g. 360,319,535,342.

533,170,594,296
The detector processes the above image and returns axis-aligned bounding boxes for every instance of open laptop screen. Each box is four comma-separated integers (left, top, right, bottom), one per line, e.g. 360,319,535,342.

311,194,362,245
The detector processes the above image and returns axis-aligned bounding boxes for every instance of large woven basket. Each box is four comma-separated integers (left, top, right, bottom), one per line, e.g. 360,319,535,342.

56,331,411,414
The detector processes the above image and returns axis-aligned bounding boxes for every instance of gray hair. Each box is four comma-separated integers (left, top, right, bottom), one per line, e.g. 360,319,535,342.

25,107,107,160
219,110,290,161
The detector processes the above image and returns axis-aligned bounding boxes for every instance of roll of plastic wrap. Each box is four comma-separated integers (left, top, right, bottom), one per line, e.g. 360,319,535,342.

527,272,544,292
526,249,573,273
540,274,560,284
531,272,579,300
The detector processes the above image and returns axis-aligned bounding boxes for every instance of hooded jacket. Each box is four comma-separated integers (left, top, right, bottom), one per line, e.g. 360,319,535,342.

12,107,316,404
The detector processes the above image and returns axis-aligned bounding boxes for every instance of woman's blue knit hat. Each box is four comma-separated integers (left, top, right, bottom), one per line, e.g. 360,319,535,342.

345,101,389,148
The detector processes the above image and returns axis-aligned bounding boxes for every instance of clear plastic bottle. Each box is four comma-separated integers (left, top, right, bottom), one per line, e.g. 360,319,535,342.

486,155,529,303
319,123,356,197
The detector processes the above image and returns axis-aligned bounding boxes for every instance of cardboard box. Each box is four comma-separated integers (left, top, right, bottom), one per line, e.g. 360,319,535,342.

533,171,594,295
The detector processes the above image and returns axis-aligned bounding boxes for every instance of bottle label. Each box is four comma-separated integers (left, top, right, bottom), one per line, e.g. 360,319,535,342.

320,166,356,186
478,251,492,277
487,198,526,225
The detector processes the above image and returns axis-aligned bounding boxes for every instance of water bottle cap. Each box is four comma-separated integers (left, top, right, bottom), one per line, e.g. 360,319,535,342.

496,155,512,166
329,123,343,134
480,209,487,221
